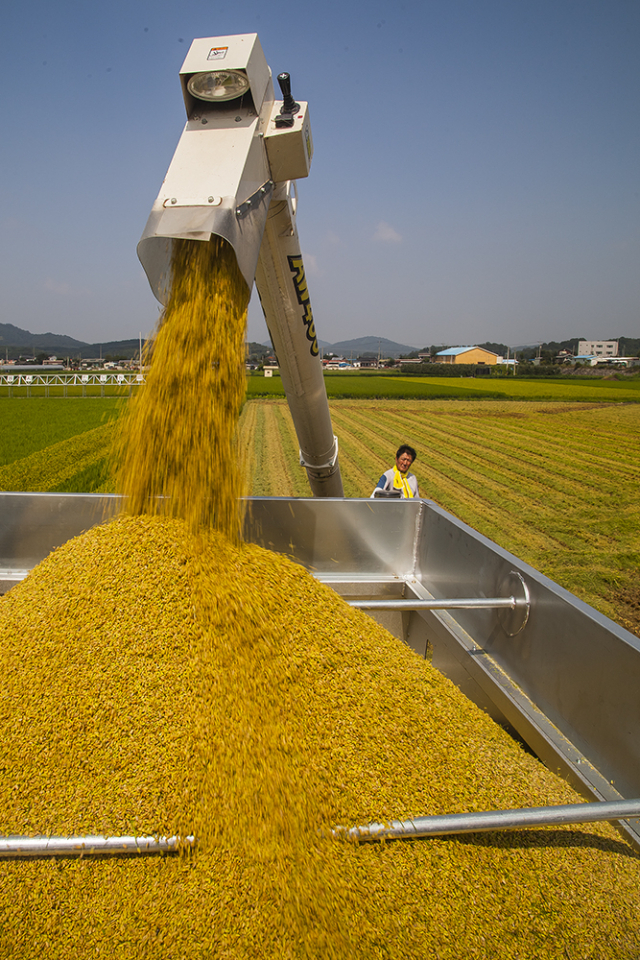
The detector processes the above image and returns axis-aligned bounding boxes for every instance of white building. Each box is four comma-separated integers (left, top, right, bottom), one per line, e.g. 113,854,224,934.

577,340,618,357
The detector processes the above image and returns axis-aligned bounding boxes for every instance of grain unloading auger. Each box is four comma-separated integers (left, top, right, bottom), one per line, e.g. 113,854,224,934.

137,33,342,498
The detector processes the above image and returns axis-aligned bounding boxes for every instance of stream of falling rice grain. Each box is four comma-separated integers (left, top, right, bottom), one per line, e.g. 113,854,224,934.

114,236,250,539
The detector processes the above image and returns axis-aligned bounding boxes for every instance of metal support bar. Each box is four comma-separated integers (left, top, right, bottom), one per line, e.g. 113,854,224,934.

332,798,640,843
0,834,195,858
348,597,527,611
4,798,640,857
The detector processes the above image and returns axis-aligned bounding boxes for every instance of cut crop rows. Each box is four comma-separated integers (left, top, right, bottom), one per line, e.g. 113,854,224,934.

238,401,302,496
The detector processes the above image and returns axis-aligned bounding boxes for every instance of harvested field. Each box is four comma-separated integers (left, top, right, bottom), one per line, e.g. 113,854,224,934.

1,514,639,959
244,400,313,497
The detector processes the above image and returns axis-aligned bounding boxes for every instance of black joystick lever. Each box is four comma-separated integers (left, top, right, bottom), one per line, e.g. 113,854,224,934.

275,72,300,128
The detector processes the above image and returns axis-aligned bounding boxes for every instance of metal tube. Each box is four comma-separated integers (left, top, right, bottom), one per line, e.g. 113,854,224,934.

0,834,195,859
332,799,640,843
348,597,527,611
255,186,343,497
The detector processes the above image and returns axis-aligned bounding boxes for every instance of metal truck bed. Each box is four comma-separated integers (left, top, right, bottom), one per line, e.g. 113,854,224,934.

1,492,638,848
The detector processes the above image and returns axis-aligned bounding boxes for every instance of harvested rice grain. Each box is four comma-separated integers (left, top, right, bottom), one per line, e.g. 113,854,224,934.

0,514,639,959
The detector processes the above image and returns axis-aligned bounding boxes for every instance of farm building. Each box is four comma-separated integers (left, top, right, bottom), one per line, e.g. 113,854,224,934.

435,346,500,365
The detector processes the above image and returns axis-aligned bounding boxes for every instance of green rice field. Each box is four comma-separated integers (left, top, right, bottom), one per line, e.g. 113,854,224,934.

0,399,121,493
0,394,638,636
248,373,640,403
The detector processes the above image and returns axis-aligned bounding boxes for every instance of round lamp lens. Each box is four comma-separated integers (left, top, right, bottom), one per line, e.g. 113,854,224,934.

187,70,250,102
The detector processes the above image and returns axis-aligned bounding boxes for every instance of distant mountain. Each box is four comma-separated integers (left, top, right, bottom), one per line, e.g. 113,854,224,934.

0,322,86,351
261,338,333,350
326,337,418,358
262,336,418,358
0,323,142,359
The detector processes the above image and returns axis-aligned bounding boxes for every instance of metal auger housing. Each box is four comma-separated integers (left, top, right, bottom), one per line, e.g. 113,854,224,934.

137,33,342,497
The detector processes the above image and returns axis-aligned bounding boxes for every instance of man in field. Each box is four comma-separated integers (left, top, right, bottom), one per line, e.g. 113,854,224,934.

371,445,419,499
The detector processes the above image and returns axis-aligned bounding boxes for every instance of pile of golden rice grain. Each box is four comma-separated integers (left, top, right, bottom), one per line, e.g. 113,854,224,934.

1,514,639,959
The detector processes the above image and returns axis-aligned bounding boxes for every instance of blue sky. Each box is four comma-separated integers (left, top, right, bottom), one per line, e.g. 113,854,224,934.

0,0,638,349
